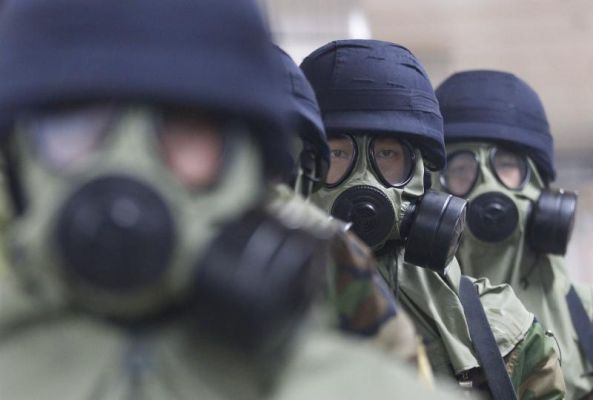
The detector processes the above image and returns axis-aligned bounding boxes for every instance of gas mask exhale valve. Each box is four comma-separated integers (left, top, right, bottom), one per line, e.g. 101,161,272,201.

57,176,176,291
331,185,395,249
466,192,519,243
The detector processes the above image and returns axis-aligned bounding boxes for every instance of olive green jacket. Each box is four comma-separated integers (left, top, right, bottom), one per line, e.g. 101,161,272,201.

0,272,460,399
459,239,593,399
377,250,566,399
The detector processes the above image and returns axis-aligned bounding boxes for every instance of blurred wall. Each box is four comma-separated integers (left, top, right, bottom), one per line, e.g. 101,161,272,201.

260,0,370,62
261,0,593,283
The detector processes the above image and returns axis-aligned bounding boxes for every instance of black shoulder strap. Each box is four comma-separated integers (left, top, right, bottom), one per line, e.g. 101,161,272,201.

459,275,518,400
566,285,593,365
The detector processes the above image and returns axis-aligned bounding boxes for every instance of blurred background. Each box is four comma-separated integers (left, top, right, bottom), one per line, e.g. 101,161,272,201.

260,0,593,283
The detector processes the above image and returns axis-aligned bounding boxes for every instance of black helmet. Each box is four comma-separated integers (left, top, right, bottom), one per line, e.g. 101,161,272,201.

0,0,290,173
437,70,555,183
276,46,329,194
300,39,445,170
276,46,329,166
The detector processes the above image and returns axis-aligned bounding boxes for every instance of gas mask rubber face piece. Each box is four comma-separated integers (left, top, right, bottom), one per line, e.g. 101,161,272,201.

311,133,466,273
6,105,265,319
438,142,577,281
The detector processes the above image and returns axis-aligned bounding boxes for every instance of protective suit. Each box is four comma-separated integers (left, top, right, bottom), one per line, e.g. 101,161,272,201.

269,49,431,374
0,1,458,399
0,267,461,400
274,46,329,200
436,70,593,399
302,39,566,399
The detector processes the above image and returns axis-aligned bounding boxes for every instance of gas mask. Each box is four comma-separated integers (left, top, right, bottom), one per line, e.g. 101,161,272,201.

439,142,577,263
5,105,266,319
312,134,466,273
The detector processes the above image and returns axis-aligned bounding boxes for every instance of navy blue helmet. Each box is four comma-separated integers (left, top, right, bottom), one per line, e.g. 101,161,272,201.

0,0,290,173
301,39,445,170
437,70,555,183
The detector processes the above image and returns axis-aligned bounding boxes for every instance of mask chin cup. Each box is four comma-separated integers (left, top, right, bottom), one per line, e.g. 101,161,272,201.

527,189,578,255
404,191,467,273
330,185,396,249
466,192,519,243
192,209,321,354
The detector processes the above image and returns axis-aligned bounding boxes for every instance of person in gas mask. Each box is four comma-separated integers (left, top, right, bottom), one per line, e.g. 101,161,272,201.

436,69,593,399
302,39,566,399
268,47,433,374
274,47,330,200
0,1,463,399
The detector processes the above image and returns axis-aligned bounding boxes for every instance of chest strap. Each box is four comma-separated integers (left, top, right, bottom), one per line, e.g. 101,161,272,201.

459,276,518,400
566,285,593,365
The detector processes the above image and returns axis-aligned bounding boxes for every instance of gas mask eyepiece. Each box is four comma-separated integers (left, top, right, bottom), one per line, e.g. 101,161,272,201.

56,176,175,291
331,185,395,249
404,190,467,272
526,189,577,255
